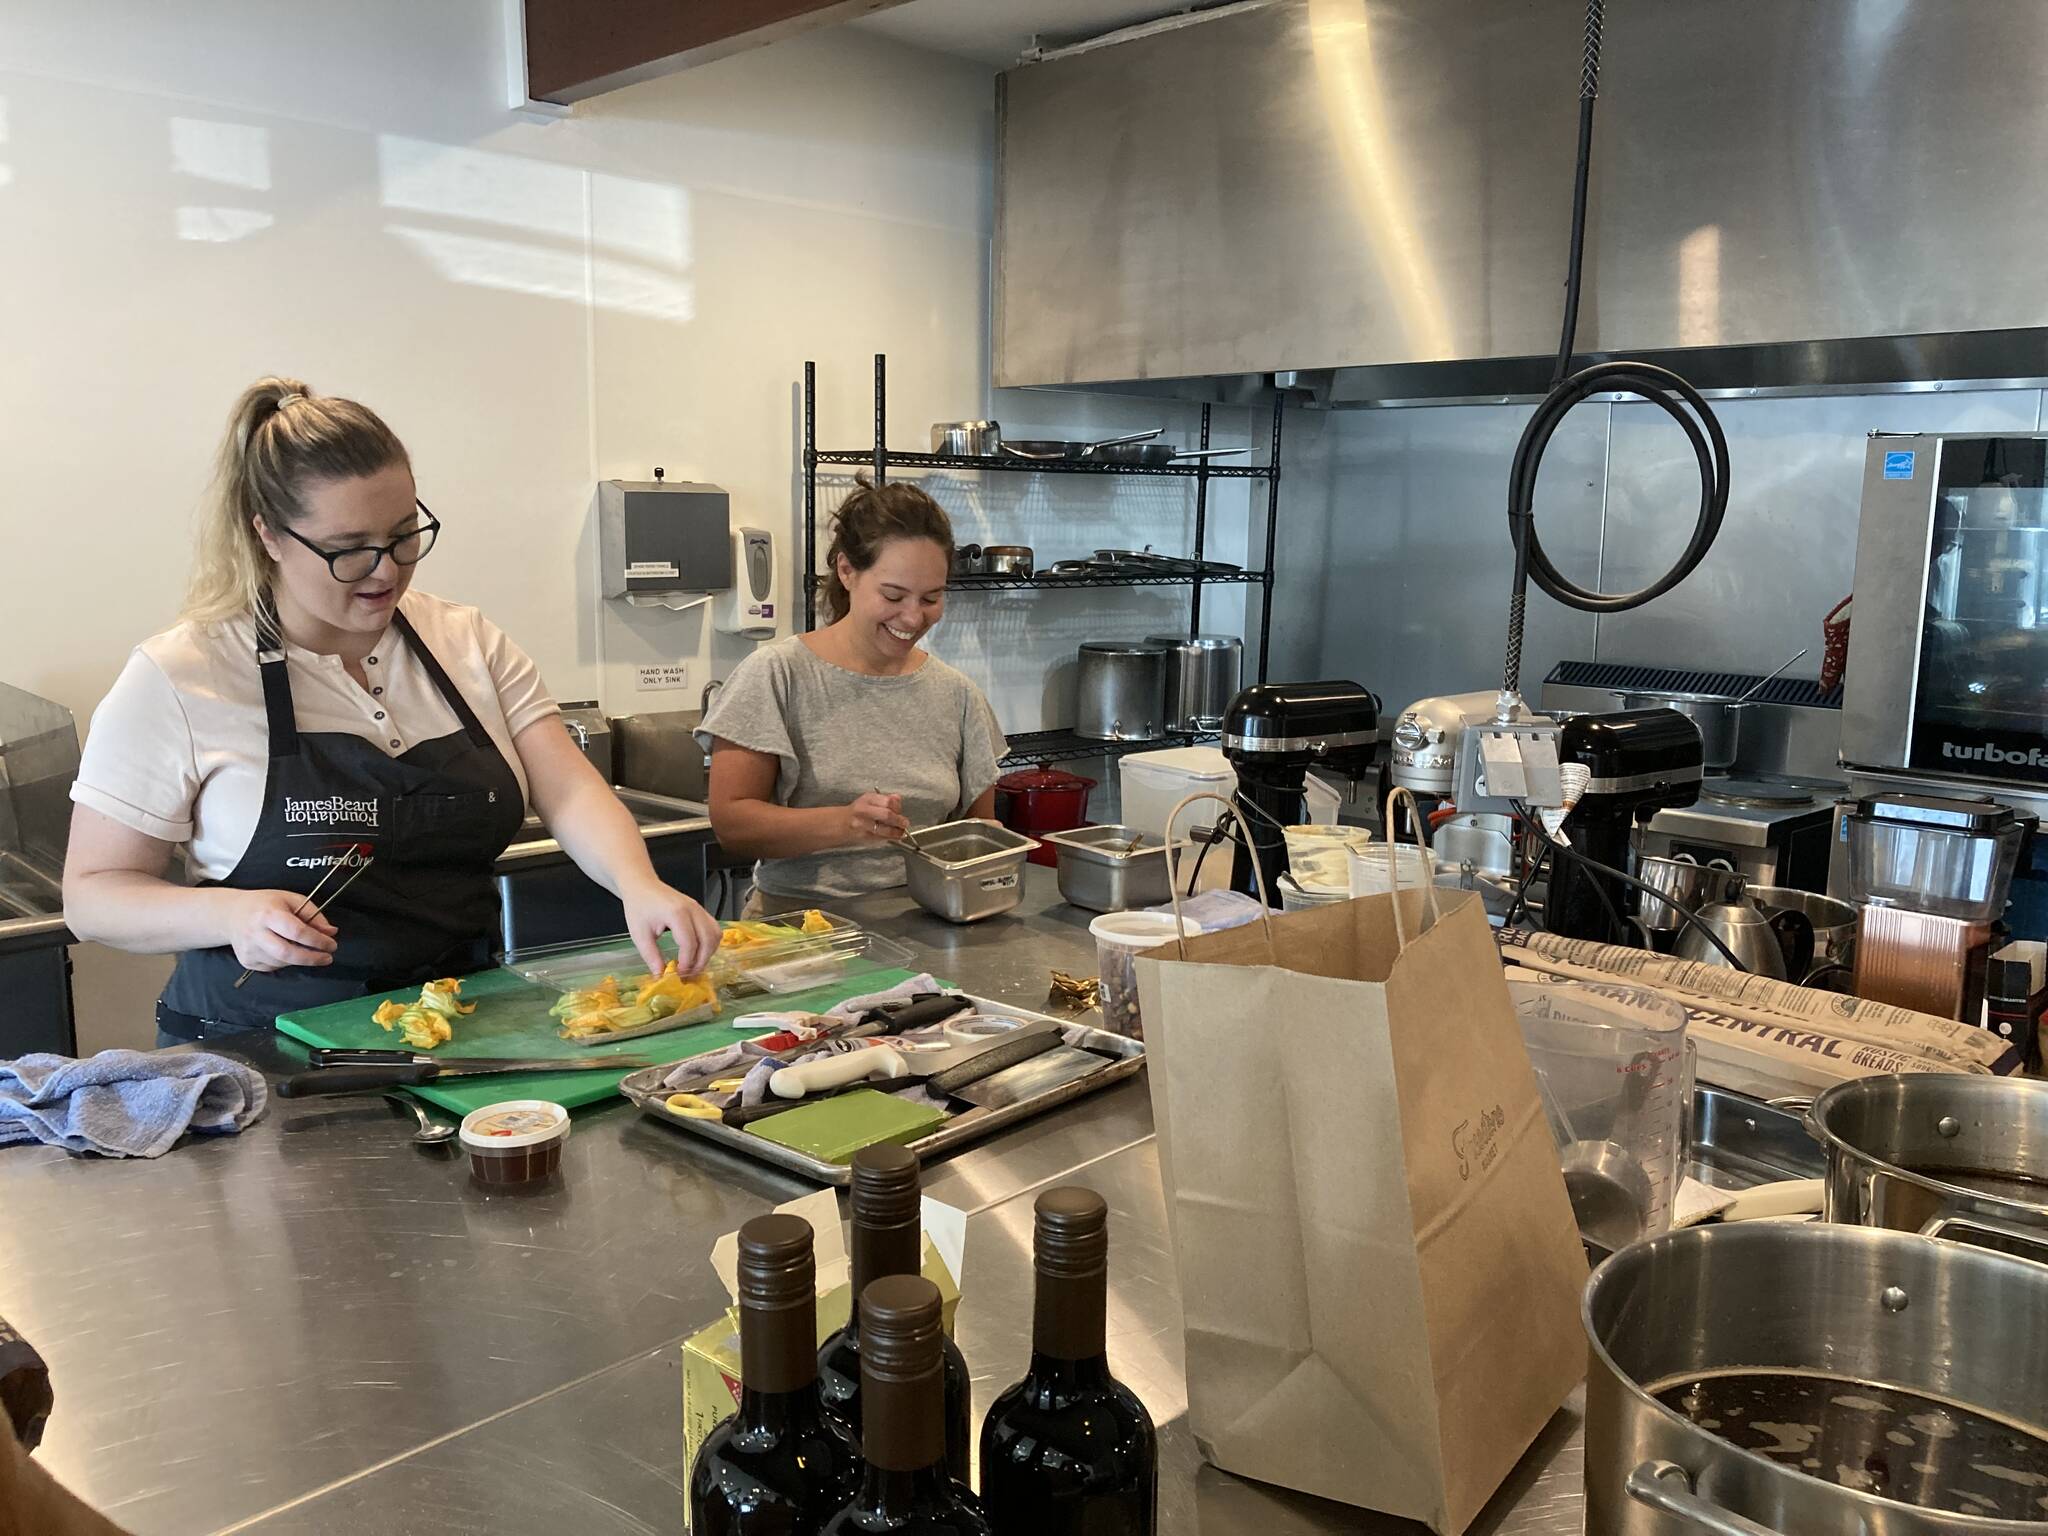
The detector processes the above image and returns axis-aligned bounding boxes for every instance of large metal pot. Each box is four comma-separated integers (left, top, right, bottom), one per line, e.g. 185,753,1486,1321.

1748,885,1857,978
1074,640,1170,742
1585,1221,2048,1534
1613,691,1744,769
1811,1072,2048,1254
1634,852,1745,932
1145,633,1242,732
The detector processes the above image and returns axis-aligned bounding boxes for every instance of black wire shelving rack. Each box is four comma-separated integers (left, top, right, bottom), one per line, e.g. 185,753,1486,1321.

801,353,1284,768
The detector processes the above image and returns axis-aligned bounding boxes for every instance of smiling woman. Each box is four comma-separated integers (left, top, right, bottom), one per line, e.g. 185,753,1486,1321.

61,376,718,1046
703,479,1007,902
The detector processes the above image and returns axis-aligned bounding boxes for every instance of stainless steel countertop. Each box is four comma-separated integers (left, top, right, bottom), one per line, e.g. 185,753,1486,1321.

0,866,1585,1535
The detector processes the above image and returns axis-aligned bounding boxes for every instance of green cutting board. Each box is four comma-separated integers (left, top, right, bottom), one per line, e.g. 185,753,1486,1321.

275,964,924,1117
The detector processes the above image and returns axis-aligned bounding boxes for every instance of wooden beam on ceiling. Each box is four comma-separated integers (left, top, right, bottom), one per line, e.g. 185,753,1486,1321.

523,0,914,104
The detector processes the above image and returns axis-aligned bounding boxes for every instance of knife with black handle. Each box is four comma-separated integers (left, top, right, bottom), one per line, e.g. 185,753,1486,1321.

279,1051,653,1098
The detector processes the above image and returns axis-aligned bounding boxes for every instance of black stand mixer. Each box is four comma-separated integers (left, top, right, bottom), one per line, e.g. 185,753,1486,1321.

1545,709,1704,945
1221,682,1380,902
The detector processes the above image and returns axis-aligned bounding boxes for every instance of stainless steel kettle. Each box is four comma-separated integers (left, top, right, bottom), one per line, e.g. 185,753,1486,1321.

1674,899,1815,980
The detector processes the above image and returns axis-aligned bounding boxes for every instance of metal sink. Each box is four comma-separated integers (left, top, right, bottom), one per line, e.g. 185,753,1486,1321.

495,786,713,953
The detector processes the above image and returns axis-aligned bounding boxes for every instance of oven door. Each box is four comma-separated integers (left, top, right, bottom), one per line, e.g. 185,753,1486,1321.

1842,434,2048,789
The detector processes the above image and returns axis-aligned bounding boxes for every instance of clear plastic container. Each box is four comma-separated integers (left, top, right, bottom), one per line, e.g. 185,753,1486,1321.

1347,840,1433,896
1282,824,1354,892
1090,910,1200,1038
1509,981,1691,1243
1844,815,2026,921
506,911,912,999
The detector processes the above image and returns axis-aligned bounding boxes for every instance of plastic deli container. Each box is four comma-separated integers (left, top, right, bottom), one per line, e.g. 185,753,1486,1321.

1282,824,1355,892
1090,910,1200,1039
1348,840,1434,897
459,1100,570,1185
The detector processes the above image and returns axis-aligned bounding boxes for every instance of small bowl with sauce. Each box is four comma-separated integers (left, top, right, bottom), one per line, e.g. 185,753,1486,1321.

458,1100,570,1185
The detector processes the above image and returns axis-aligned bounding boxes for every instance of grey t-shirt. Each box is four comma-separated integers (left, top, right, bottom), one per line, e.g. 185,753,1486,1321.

701,636,1008,898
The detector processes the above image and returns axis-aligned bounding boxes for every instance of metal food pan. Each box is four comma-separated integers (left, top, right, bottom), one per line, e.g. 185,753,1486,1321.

620,997,1144,1186
1687,1086,1824,1190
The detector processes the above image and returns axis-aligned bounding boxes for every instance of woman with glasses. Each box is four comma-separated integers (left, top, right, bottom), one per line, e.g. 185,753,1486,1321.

63,377,720,1045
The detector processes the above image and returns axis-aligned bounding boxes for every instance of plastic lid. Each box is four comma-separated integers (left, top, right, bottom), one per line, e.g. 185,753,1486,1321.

1119,746,1235,780
997,764,1096,792
1854,792,2016,833
1090,910,1200,950
459,1099,571,1151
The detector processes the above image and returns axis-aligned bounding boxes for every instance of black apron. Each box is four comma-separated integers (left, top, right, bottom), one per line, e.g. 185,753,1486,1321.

158,608,526,1038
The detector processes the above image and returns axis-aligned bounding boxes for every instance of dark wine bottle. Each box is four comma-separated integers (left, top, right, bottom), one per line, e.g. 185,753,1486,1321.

690,1213,860,1535
977,1187,1157,1535
818,1144,971,1484
822,1276,992,1535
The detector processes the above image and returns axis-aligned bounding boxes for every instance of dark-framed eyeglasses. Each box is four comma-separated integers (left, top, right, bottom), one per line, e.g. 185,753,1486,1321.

278,500,442,583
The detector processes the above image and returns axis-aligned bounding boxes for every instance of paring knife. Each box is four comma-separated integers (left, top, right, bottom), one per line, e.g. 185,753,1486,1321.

279,1050,653,1098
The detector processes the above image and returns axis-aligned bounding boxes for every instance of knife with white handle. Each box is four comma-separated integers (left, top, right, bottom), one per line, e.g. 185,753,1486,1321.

769,1046,908,1100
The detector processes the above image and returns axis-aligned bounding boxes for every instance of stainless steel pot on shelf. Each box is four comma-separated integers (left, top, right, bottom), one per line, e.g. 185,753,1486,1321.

1074,640,1171,742
1585,1220,2048,1534
1145,633,1242,733
1810,1072,2048,1257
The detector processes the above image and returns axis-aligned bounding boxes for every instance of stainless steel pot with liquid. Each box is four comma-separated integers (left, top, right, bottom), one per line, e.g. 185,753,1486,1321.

1810,1072,2048,1256
1585,1220,2048,1534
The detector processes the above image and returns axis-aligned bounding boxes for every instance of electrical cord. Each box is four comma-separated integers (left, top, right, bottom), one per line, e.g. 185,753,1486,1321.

1501,0,1732,698
1504,835,1552,928
1509,806,1750,971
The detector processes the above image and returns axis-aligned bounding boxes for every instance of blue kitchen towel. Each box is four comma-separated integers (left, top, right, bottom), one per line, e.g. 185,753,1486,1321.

0,1050,268,1158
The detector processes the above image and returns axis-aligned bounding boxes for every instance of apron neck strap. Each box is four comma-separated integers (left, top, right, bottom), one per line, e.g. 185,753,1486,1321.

253,594,300,760
392,610,494,751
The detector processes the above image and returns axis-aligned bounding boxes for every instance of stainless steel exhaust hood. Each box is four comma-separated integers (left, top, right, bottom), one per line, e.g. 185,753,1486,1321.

993,0,2048,404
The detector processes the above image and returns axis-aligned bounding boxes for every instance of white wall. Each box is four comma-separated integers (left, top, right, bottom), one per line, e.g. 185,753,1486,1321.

0,2,1004,1047
2,3,1263,1047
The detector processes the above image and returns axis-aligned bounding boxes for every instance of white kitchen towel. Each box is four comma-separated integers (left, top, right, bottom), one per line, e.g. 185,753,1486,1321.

824,973,958,1019
0,1050,268,1158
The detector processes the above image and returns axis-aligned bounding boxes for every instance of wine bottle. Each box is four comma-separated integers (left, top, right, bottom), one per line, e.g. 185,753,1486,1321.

822,1276,991,1535
818,1144,971,1484
977,1187,1157,1535
690,1214,860,1534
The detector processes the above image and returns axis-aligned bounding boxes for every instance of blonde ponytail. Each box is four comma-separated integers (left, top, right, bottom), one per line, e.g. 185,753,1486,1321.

183,376,410,623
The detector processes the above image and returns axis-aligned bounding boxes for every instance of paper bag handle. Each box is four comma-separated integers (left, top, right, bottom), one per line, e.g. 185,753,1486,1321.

1381,785,1442,951
1164,792,1275,959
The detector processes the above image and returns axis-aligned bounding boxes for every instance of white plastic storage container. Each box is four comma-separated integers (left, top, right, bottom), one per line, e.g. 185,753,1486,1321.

1120,747,1237,893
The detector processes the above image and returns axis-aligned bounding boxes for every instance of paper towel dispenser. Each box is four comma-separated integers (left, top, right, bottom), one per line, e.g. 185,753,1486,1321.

598,476,733,600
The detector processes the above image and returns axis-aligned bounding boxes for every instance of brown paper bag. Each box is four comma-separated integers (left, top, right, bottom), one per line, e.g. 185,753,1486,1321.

1136,881,1587,1533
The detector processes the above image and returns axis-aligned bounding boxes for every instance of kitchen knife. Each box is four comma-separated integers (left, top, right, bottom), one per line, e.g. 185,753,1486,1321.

280,1052,652,1098
766,1021,1059,1100
945,1045,1113,1110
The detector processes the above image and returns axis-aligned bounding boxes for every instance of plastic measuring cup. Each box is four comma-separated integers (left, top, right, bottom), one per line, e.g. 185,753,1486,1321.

1507,980,1691,1244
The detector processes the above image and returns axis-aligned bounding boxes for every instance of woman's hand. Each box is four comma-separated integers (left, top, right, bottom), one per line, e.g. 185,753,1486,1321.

225,890,339,973
622,880,722,978
846,791,910,845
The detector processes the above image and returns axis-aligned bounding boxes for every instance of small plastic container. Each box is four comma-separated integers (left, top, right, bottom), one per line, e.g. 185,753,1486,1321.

1090,910,1200,1038
1347,840,1434,897
1277,873,1349,911
459,1100,570,1186
1281,824,1354,892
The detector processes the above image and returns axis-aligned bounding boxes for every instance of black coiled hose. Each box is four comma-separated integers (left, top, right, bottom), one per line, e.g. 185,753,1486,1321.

1502,0,1732,698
